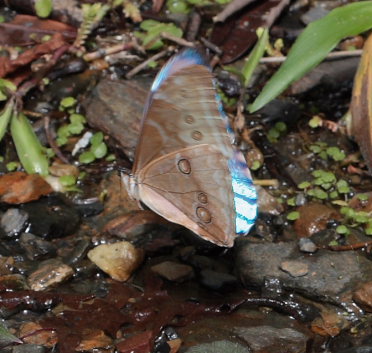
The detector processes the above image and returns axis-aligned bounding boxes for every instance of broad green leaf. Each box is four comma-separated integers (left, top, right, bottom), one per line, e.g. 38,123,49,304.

35,0,53,18
11,112,49,175
249,1,372,112
0,100,14,142
242,28,269,87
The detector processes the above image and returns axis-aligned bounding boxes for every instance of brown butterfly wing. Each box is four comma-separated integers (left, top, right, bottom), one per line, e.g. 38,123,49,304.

136,144,236,247
132,65,234,174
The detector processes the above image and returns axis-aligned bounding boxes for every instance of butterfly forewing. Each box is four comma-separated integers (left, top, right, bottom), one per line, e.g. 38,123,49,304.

132,64,234,174
137,144,236,247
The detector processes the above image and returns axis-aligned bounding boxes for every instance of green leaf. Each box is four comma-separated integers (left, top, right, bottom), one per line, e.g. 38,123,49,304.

336,179,350,194
60,97,77,110
298,181,311,189
68,122,84,135
59,175,77,186
241,28,269,87
336,225,350,235
357,193,369,201
35,0,53,18
309,115,323,128
91,141,107,159
79,151,95,164
0,322,22,345
69,114,86,124
90,132,104,146
6,161,19,172
249,1,372,112
287,211,300,221
11,112,49,175
0,99,14,142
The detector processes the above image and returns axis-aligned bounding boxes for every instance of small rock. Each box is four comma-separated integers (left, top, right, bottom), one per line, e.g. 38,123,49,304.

1,208,28,237
75,329,112,351
62,237,90,265
19,322,58,347
199,269,237,290
168,338,182,353
151,261,194,282
311,310,349,337
236,240,372,303
294,203,339,238
49,162,79,177
19,233,56,260
280,260,309,277
298,238,317,253
0,256,15,275
257,186,284,215
185,340,249,353
88,241,143,281
234,326,309,353
301,6,329,24
117,330,152,353
27,259,74,291
72,197,104,217
12,344,46,353
0,172,52,204
0,274,28,291
353,282,372,312
21,195,80,239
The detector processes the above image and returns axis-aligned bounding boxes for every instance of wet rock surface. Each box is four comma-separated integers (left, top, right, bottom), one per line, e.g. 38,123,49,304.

235,240,372,303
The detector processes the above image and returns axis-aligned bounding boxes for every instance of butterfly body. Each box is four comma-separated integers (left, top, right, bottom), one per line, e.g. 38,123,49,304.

126,49,257,247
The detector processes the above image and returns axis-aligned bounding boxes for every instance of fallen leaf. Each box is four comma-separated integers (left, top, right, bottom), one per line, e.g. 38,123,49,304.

0,33,68,78
0,15,76,46
0,171,53,204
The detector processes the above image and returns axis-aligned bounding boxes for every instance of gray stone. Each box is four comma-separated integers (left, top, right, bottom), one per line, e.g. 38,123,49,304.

12,344,46,353
298,238,317,253
1,209,28,237
235,240,372,304
233,326,309,353
199,269,237,290
185,340,250,353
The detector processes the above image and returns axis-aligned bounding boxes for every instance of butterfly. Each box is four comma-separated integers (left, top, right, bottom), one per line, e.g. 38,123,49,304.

124,49,257,247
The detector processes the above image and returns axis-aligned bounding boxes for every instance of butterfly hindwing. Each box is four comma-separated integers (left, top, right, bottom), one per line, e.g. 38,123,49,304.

137,144,236,247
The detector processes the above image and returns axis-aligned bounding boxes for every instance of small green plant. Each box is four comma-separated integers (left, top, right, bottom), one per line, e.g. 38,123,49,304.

287,211,300,221
34,0,53,18
267,122,287,143
79,132,108,164
309,142,346,162
134,20,183,50
57,113,87,146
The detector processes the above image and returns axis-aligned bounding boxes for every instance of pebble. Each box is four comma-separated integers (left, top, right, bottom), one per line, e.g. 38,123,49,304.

19,321,58,347
185,340,249,353
12,344,46,353
27,259,74,291
19,233,56,260
87,241,143,281
280,260,309,277
298,238,317,253
21,195,80,239
353,282,372,312
151,261,194,282
294,203,339,238
1,208,28,237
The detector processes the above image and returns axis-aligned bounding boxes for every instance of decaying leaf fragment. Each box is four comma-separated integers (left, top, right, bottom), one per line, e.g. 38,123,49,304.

351,33,372,173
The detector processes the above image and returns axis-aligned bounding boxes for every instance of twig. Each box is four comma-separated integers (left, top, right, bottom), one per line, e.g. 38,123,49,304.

160,32,195,47
260,49,363,64
213,0,256,22
253,179,279,187
126,46,176,79
44,115,70,164
327,241,372,251
83,41,138,62
186,11,201,42
200,37,223,56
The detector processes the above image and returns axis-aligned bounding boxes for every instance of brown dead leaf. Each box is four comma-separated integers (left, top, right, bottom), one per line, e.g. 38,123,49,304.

0,15,76,46
19,322,58,347
116,330,153,353
0,33,68,78
76,329,113,351
0,172,53,204
351,33,372,174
